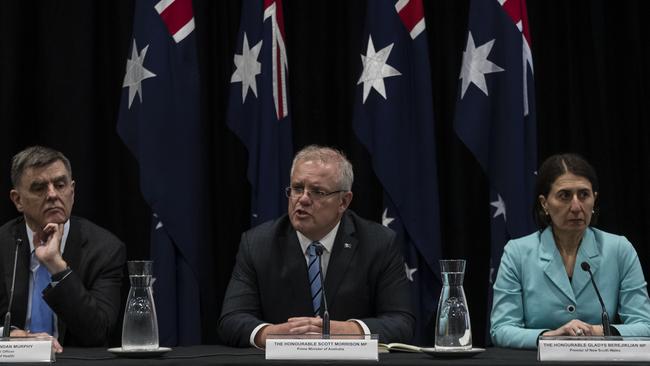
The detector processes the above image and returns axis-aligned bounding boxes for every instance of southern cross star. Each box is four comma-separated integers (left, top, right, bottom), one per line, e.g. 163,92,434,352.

490,194,507,221
405,263,418,282
382,208,395,227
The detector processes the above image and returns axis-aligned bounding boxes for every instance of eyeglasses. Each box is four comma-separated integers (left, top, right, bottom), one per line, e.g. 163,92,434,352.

285,186,346,201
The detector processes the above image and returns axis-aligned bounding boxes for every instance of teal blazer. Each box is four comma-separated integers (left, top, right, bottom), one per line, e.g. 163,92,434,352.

490,227,650,349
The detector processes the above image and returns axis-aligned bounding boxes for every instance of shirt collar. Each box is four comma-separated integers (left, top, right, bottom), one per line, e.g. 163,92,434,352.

297,221,341,255
26,220,71,255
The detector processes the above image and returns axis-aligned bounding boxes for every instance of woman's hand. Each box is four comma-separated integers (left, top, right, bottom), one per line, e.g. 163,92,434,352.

542,319,603,337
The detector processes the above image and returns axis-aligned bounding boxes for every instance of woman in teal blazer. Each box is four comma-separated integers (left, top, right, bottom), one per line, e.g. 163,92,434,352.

490,154,650,349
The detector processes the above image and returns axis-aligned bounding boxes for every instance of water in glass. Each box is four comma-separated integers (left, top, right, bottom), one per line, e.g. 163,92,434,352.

435,259,472,350
122,261,159,351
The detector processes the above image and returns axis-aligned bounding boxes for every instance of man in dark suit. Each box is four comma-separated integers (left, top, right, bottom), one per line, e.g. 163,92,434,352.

218,145,414,347
0,146,125,351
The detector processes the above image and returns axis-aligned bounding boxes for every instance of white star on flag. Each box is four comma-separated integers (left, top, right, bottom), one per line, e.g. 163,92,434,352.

459,31,504,98
357,35,401,103
490,194,507,221
123,39,156,109
382,208,395,227
231,33,263,102
153,213,164,230
404,263,418,282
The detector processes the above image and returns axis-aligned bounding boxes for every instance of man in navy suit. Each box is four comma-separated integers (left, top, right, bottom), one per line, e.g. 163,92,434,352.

0,146,125,351
219,145,414,347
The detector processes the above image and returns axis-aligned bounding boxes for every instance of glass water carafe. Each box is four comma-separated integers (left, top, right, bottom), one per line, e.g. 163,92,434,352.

435,259,472,350
122,260,159,351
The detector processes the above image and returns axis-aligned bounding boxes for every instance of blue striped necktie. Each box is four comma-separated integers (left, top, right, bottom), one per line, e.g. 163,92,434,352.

307,242,322,316
30,260,54,334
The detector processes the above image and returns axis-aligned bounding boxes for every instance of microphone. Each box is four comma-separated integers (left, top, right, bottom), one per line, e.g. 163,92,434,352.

314,243,330,337
581,261,612,337
2,236,23,338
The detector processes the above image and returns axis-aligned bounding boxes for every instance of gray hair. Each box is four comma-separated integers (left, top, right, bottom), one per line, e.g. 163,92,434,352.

290,145,354,191
11,146,72,187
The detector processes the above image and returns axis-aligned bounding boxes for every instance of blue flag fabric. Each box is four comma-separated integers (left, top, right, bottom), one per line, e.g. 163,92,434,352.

352,0,442,345
453,0,537,293
227,0,293,226
117,0,207,346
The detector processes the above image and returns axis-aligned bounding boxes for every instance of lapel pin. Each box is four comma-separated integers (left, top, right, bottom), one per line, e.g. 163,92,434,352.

344,243,352,249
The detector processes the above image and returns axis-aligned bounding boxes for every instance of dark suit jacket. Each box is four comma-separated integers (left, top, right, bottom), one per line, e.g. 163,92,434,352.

0,216,126,346
218,210,415,347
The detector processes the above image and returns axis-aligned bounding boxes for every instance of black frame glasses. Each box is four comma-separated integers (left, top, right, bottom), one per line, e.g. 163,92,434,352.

285,186,346,201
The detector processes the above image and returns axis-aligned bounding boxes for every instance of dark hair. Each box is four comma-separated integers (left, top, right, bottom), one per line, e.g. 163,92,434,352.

533,153,599,229
11,146,72,187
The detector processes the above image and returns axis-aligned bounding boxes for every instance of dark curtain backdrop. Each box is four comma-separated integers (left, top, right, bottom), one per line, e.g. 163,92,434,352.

1,0,648,347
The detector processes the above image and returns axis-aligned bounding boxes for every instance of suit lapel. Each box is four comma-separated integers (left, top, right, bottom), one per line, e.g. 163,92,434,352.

540,228,576,303
62,218,82,276
280,226,312,315
55,217,83,343
324,213,358,310
57,217,81,343
572,229,600,297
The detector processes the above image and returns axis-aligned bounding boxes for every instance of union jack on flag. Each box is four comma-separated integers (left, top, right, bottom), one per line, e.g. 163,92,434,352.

263,0,289,119
155,0,195,43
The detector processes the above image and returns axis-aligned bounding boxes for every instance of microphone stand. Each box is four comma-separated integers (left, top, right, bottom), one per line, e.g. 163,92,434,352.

3,238,22,338
581,262,612,336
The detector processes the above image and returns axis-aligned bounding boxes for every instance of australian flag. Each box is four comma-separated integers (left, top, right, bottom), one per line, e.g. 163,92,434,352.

117,0,209,346
352,0,442,346
227,0,293,227
453,0,537,305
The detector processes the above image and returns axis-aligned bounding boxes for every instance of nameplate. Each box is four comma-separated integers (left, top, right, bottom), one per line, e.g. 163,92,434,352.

0,337,54,363
266,335,378,360
538,336,650,362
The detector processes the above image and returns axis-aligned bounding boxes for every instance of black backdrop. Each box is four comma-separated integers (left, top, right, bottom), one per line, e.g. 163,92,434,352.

1,0,649,347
